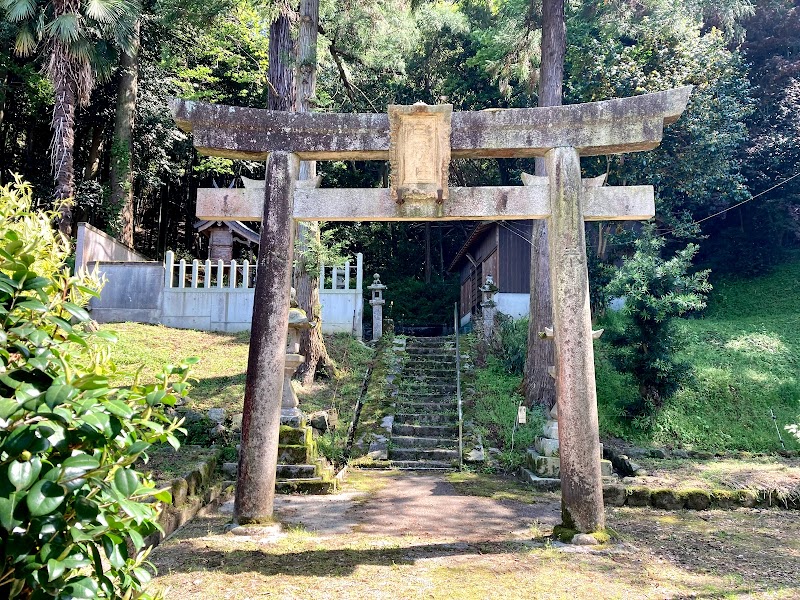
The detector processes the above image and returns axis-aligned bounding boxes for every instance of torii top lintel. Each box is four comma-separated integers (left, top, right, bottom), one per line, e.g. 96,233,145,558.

170,86,691,162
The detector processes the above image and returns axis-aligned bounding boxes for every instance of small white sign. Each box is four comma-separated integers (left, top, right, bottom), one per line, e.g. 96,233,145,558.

517,405,527,424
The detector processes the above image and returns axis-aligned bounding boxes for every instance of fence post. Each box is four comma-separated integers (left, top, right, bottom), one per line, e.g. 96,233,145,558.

165,251,175,288
191,259,199,288
230,259,238,288
355,253,363,291
204,259,212,288
217,259,224,288
344,260,351,289
243,259,250,289
178,259,187,289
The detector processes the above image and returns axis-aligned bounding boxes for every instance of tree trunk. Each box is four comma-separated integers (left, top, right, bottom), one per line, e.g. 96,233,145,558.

523,0,565,408
52,45,77,237
268,12,296,112
83,125,104,181
109,18,140,247
0,64,7,127
292,0,335,386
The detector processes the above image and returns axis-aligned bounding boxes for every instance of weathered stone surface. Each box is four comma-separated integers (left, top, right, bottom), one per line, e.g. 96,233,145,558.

546,147,604,533
171,87,691,160
207,408,226,423
389,103,451,208
222,462,238,478
196,184,655,222
651,489,685,510
308,411,329,432
626,487,652,507
683,489,711,510
234,151,298,524
534,437,560,457
603,484,627,507
572,533,600,546
542,420,559,440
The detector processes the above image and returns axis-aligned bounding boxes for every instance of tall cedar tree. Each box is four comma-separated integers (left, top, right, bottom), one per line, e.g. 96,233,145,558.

524,0,564,408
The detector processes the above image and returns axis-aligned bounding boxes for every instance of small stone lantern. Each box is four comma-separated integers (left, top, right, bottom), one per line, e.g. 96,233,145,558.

367,273,387,342
480,274,498,336
281,288,315,425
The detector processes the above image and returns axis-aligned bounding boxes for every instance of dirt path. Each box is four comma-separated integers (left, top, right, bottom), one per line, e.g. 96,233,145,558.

264,473,560,540
150,471,800,600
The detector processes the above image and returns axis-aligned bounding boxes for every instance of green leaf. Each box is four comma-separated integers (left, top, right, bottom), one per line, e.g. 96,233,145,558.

45,383,77,408
128,529,144,551
47,558,65,582
8,457,42,491
104,399,134,418
26,480,66,516
81,411,111,434
127,441,150,456
114,468,139,498
152,488,172,503
102,533,127,569
64,576,99,599
61,301,90,322
0,492,22,530
0,397,22,421
17,299,47,312
60,453,100,482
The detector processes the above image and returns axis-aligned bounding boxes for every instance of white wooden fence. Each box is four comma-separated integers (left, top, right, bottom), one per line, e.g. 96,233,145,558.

161,251,364,336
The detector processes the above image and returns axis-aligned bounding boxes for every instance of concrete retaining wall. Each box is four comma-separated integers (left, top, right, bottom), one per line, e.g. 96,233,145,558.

89,262,164,324
75,222,149,269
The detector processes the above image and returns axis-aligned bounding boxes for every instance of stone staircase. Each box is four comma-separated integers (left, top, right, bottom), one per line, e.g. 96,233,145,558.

275,417,337,494
389,336,460,469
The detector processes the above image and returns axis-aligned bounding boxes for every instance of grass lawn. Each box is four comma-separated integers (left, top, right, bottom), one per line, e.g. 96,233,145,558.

595,256,800,452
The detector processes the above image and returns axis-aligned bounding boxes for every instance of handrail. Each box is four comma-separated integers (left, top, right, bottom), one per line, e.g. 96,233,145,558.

454,302,463,471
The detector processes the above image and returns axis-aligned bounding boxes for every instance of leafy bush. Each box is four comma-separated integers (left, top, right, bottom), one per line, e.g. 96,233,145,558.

492,313,528,375
605,227,711,415
0,177,186,599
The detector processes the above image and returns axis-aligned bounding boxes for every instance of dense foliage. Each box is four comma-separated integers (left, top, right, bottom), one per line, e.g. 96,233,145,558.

0,178,187,599
605,228,711,414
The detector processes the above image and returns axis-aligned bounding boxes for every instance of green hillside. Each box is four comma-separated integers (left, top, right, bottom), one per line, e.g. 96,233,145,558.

596,255,800,452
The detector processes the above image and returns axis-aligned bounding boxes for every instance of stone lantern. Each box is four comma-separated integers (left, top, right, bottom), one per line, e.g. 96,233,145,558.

367,273,387,342
479,274,498,337
281,288,315,425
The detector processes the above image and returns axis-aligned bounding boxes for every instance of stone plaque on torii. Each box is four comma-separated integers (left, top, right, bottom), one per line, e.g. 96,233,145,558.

171,86,691,533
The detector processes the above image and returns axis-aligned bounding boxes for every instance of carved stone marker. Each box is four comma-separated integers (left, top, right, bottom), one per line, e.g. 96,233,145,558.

389,102,452,217
480,274,498,338
367,273,386,342
173,87,691,531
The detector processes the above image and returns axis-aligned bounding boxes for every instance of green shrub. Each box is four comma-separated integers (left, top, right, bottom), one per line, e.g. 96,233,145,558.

605,227,711,415
493,314,528,375
0,177,186,599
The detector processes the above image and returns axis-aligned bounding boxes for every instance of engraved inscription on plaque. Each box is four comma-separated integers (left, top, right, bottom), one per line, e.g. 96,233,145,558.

389,102,452,213
402,120,438,184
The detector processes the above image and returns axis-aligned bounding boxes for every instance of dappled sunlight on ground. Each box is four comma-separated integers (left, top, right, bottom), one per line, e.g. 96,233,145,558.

150,471,800,599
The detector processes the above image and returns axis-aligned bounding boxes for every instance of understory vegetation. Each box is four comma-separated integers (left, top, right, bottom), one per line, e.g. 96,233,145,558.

476,255,800,454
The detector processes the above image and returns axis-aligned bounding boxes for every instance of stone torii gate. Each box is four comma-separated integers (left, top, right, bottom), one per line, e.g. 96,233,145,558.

172,87,690,533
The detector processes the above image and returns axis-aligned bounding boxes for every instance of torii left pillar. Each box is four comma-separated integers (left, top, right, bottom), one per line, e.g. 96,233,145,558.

234,151,299,523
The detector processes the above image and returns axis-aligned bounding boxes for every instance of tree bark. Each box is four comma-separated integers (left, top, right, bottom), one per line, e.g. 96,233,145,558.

268,12,296,112
523,0,565,408
83,125,104,181
51,44,77,237
109,18,140,247
292,0,335,386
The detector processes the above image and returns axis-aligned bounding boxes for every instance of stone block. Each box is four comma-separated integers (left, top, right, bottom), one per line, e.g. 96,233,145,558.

279,425,310,446
527,450,560,478
222,462,238,478
603,484,627,507
651,489,685,510
280,414,303,428
309,411,329,433
600,459,613,477
534,437,560,457
682,489,711,510
542,420,559,440
626,486,651,507
277,444,312,465
171,478,188,507
207,408,226,423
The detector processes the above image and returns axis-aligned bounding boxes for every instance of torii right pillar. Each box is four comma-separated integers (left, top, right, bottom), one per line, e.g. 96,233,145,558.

546,146,604,533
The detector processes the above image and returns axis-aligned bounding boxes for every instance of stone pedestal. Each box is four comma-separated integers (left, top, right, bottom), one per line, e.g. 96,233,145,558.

368,273,386,342
281,353,304,425
528,402,613,480
479,274,498,338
